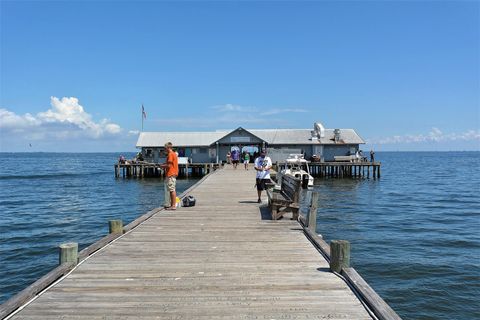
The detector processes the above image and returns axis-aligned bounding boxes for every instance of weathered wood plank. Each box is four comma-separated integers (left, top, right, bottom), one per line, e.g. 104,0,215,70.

0,263,75,319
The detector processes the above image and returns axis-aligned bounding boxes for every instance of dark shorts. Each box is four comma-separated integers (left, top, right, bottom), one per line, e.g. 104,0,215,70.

256,178,270,191
232,160,239,164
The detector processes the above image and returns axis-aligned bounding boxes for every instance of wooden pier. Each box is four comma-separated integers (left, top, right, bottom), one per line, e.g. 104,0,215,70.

277,162,381,179
2,166,399,320
116,161,381,179
115,162,222,178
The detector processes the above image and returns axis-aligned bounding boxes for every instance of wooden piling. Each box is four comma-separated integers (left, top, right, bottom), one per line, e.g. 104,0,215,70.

108,219,123,234
308,192,320,233
330,240,350,273
59,242,78,266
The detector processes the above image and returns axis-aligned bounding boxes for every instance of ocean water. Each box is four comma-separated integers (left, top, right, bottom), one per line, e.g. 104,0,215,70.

0,153,200,304
0,152,479,320
300,151,480,320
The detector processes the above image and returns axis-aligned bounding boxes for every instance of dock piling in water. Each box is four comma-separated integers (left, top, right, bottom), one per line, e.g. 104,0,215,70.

58,242,78,266
308,192,320,232
108,219,123,234
330,240,351,273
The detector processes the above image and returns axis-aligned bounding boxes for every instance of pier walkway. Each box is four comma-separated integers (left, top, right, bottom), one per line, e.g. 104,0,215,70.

9,167,372,319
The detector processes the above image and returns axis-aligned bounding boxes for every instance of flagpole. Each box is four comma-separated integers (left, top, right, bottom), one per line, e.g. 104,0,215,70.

141,104,144,132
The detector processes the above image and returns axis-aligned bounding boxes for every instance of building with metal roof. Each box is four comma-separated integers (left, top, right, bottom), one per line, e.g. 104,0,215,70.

136,122,365,163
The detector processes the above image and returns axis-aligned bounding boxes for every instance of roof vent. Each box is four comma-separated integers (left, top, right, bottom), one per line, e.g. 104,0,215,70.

334,129,341,143
310,130,318,140
314,122,325,139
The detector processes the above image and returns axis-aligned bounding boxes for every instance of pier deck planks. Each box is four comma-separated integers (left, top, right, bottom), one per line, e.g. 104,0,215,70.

10,166,371,320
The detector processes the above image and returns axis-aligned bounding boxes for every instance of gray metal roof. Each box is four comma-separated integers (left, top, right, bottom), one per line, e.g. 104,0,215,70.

251,129,365,145
136,131,228,147
136,128,365,147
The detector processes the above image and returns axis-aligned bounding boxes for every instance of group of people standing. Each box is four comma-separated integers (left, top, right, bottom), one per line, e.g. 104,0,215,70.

135,144,376,210
160,143,274,208
227,150,251,170
227,148,272,203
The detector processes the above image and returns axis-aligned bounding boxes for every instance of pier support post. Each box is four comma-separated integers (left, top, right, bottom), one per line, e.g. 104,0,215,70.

308,192,320,232
109,219,123,234
330,240,350,273
59,242,78,265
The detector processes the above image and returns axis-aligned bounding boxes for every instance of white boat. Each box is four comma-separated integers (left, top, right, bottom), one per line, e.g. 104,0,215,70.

278,154,314,188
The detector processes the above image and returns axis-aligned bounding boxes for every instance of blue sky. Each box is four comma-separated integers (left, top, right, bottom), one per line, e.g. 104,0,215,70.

0,1,479,152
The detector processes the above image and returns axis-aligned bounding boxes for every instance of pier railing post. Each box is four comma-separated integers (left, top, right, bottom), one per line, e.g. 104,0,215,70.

109,219,124,234
59,242,78,265
330,240,350,273
308,192,320,232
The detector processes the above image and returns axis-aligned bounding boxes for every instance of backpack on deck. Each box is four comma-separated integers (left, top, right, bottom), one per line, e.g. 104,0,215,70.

182,195,196,207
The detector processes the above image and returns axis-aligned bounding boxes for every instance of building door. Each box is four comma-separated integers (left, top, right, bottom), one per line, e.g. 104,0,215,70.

313,145,323,159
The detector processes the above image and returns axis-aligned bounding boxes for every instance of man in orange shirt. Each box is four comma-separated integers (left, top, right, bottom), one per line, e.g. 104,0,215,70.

161,142,179,210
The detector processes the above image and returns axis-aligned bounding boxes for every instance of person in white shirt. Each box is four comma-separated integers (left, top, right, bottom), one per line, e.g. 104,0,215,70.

254,149,272,203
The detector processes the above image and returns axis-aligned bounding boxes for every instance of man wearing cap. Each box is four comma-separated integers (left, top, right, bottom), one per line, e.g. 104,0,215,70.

160,142,179,210
254,149,272,203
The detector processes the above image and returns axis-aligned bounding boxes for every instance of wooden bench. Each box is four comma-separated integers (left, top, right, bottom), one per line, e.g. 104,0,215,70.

266,175,301,220
334,155,357,162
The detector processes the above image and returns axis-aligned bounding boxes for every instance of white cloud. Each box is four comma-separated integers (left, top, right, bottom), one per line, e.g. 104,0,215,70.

153,113,279,128
0,109,40,129
367,127,480,145
151,103,308,129
210,104,257,112
211,103,309,116
260,108,308,116
0,96,122,140
128,130,140,136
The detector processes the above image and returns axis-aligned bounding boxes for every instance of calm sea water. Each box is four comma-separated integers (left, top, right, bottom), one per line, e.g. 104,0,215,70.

0,153,200,305
300,151,480,320
0,152,479,320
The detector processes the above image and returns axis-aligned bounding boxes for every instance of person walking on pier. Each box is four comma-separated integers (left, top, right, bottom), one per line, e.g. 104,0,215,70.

161,142,179,210
370,149,375,163
254,150,272,203
243,151,250,170
231,149,240,169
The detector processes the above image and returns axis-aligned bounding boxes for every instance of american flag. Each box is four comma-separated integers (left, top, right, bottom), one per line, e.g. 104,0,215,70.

142,104,147,119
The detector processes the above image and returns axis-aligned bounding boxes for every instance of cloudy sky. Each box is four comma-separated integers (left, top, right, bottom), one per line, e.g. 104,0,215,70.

1,1,478,152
